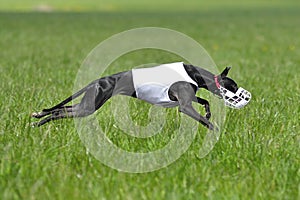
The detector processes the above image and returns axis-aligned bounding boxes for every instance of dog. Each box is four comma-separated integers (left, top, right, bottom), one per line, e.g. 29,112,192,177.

31,62,251,130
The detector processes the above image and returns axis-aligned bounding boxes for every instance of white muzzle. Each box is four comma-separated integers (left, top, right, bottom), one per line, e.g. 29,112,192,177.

219,86,251,109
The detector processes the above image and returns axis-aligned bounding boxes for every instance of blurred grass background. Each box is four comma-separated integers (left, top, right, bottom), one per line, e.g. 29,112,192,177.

1,0,300,12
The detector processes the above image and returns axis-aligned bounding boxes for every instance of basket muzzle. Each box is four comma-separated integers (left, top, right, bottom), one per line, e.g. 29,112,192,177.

214,75,251,109
219,86,251,109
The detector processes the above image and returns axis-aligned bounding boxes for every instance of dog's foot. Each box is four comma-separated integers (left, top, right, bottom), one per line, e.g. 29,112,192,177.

31,112,45,118
207,122,214,131
31,112,39,118
207,122,219,132
205,112,211,120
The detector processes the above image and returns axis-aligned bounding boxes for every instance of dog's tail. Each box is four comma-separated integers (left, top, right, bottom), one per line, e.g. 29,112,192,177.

42,82,94,112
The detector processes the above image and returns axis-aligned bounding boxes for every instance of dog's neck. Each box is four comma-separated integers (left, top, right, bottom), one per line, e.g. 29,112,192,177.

183,64,219,92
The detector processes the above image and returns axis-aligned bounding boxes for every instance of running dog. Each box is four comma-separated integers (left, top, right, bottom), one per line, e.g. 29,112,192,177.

31,62,251,130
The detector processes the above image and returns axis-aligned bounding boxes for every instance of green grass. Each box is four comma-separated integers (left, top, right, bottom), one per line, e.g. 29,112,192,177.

0,8,300,200
1,0,300,12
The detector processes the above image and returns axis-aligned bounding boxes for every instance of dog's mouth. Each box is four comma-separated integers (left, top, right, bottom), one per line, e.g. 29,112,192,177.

219,86,251,109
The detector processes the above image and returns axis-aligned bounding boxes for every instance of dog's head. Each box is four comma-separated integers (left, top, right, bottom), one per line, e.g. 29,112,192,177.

214,67,251,109
218,67,238,93
212,67,237,97
215,67,238,94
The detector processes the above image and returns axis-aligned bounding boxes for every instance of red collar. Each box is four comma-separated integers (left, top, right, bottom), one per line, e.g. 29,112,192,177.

214,76,220,89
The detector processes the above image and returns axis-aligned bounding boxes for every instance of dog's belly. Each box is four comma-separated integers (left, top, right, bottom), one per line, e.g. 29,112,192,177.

135,84,179,108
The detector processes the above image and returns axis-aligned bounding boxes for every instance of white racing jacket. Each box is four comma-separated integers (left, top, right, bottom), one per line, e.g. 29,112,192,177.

132,62,198,107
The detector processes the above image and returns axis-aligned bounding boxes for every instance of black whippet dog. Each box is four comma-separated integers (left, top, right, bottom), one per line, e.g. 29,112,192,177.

32,63,242,130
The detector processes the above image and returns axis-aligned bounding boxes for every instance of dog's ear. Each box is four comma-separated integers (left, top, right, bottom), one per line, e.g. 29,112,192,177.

220,66,231,78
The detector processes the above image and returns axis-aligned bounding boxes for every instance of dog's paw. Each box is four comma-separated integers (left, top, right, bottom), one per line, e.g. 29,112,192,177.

31,112,39,118
207,123,214,131
31,112,44,118
205,112,211,120
207,122,219,132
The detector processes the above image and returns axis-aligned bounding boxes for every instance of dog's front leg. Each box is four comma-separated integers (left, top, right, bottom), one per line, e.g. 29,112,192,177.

195,97,211,120
178,103,214,130
169,82,214,130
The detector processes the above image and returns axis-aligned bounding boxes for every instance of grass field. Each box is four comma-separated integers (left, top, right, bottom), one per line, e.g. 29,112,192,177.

0,3,300,200
1,0,300,12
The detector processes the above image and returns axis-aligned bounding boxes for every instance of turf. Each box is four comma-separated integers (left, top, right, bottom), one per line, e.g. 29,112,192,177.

0,8,299,200
1,0,299,12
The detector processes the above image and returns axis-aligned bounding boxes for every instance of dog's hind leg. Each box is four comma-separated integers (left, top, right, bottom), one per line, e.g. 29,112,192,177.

32,105,76,119
33,77,116,126
31,79,101,119
169,82,214,130
32,110,77,127
32,71,135,126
